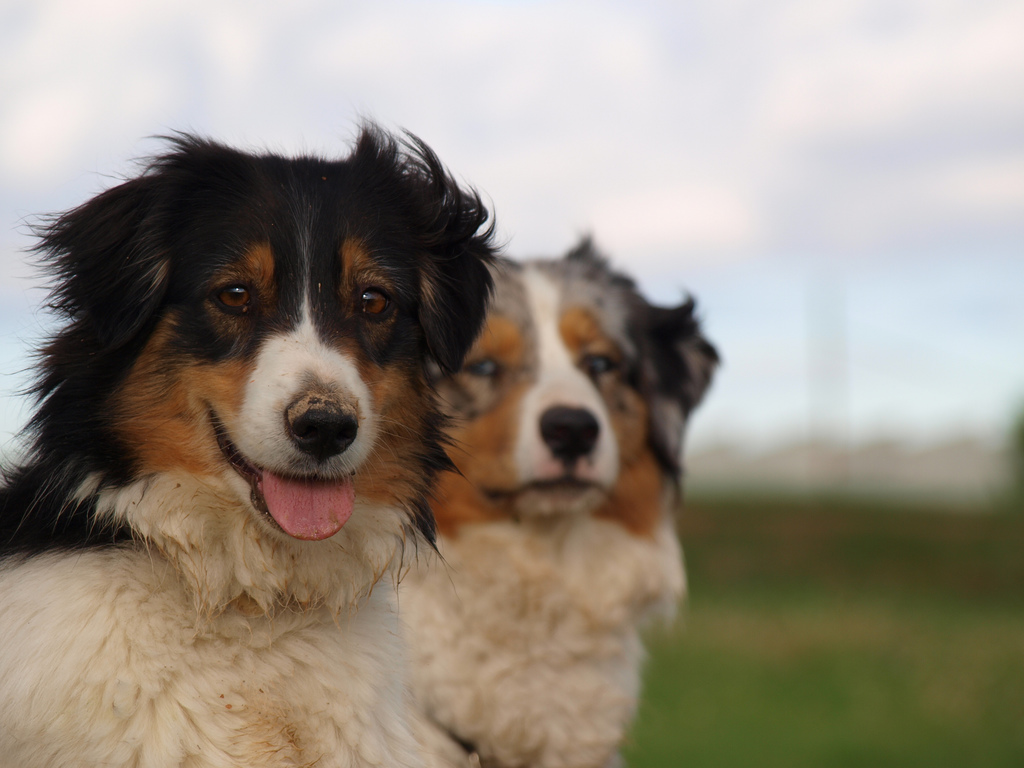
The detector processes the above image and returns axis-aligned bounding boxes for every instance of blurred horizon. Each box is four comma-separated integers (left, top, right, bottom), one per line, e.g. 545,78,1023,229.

2,0,1023,466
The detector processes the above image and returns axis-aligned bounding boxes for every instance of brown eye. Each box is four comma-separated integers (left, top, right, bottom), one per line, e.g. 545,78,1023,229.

216,285,252,313
361,288,390,316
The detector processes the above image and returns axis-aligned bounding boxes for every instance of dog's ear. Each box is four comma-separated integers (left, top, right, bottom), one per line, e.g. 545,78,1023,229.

35,173,170,350
636,297,719,475
417,245,497,375
394,132,498,374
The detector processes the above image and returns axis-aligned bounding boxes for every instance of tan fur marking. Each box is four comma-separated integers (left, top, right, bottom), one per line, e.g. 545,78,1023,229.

449,379,528,494
472,315,525,368
340,238,369,271
433,380,531,534
243,241,276,297
112,314,252,476
430,472,506,538
340,238,395,296
429,315,532,533
594,445,664,537
353,359,434,511
213,241,277,310
559,306,621,362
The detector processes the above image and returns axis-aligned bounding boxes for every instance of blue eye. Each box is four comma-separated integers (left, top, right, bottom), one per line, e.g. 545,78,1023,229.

582,354,617,377
465,359,499,377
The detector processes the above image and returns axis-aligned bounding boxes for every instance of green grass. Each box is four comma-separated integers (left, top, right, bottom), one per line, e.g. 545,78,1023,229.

622,497,1024,768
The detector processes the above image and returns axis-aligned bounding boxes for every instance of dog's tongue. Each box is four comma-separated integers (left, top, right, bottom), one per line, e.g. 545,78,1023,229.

259,473,354,541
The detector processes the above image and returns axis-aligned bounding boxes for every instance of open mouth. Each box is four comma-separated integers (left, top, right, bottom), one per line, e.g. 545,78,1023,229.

211,411,355,541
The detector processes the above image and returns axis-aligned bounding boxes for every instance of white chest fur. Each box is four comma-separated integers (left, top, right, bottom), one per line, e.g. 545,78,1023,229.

402,510,684,768
0,549,423,768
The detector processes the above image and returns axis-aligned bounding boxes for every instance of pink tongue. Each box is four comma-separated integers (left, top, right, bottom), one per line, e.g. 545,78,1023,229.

259,473,355,541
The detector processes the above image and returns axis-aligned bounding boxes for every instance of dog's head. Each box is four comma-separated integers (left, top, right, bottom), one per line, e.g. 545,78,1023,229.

17,127,495,608
431,238,716,534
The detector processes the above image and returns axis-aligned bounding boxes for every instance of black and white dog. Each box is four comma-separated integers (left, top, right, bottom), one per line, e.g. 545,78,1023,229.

0,127,495,767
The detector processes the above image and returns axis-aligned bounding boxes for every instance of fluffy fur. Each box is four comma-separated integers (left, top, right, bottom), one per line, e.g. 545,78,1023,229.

0,127,496,767
402,239,718,768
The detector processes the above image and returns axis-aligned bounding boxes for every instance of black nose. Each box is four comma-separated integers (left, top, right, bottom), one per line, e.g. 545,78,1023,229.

539,406,600,464
287,401,359,462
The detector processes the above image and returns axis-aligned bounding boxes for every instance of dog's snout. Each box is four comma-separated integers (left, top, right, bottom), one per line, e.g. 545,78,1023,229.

539,406,600,464
286,395,359,462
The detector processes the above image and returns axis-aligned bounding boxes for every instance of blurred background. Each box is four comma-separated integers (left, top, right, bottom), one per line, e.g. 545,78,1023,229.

2,0,1022,765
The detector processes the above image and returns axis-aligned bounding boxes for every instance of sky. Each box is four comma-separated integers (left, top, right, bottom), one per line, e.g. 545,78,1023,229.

1,0,1022,453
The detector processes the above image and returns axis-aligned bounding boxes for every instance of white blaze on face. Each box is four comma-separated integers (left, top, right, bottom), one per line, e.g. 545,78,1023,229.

513,268,619,488
233,306,378,477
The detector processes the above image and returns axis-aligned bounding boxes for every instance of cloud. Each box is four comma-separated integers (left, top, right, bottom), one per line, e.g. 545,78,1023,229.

589,184,761,255
744,0,1024,253
2,0,1021,268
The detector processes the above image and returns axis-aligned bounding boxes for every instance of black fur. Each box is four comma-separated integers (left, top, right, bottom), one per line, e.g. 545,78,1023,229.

643,300,719,415
637,298,719,476
1,125,496,557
